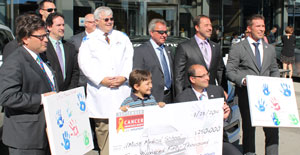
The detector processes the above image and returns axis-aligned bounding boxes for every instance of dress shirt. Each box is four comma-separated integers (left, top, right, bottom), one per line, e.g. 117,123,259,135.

49,36,66,79
247,37,264,64
78,28,133,118
150,39,171,90
192,87,208,101
194,35,212,66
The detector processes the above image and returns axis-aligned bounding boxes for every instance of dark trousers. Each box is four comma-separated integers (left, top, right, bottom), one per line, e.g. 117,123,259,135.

236,87,279,154
223,142,242,155
163,89,173,103
8,147,50,155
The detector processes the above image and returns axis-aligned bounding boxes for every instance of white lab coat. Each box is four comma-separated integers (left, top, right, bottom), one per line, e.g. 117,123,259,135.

78,28,133,118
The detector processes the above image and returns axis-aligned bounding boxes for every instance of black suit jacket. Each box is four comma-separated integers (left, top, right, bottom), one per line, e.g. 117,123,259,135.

174,85,225,103
2,39,19,61
42,39,79,91
174,36,226,96
0,47,55,149
133,40,174,102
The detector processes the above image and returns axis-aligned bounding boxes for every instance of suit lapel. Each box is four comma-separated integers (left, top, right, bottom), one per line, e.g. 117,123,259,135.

22,48,52,91
208,41,216,70
206,86,215,99
47,40,64,83
261,41,271,73
62,40,69,77
190,37,209,69
165,46,173,77
147,41,164,73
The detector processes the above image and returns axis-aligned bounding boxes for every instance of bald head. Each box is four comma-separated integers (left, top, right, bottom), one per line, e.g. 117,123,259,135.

84,13,96,34
188,64,210,92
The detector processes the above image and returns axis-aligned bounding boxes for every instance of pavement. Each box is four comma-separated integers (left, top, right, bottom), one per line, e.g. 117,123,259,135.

2,81,300,155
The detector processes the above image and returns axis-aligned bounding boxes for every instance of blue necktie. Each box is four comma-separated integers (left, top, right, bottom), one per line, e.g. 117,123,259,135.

158,46,171,89
36,56,56,91
253,42,261,70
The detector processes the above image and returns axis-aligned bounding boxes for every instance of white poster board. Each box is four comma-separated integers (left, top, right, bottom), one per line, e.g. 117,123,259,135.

110,98,224,155
44,87,94,155
247,75,300,127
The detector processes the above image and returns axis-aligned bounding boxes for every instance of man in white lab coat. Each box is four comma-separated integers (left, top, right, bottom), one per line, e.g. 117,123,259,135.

78,6,133,155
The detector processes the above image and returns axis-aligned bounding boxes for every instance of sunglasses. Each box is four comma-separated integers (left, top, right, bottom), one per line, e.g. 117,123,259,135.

153,30,168,35
31,34,48,41
42,8,57,13
102,18,114,22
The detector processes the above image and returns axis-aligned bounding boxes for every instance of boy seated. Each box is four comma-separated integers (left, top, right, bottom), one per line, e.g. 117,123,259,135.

120,69,165,112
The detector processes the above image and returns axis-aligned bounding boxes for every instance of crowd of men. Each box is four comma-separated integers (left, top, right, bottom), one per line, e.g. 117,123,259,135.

0,0,280,155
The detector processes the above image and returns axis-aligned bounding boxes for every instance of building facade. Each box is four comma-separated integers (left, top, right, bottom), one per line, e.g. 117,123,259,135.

0,0,299,41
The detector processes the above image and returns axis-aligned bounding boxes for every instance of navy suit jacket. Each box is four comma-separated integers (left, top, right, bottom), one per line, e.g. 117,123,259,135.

133,40,174,102
0,47,56,149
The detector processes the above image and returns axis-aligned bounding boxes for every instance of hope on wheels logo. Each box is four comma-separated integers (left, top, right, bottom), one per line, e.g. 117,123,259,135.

116,110,144,133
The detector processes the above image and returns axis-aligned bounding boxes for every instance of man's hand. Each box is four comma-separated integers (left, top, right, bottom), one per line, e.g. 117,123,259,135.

110,76,126,88
43,91,56,97
100,77,114,87
223,102,231,120
242,78,247,86
158,102,166,108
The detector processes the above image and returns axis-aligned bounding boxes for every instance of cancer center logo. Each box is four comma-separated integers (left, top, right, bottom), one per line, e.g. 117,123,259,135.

116,110,144,133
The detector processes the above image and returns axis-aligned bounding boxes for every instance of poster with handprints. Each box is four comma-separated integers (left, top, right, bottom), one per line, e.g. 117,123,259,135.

246,75,300,127
43,87,94,155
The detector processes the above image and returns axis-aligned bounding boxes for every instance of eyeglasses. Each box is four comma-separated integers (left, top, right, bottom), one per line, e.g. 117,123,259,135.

31,34,48,41
153,30,168,35
192,73,210,78
41,8,57,13
102,18,114,22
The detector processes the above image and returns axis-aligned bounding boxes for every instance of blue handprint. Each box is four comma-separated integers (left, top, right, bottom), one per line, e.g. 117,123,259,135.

272,112,280,126
66,108,72,118
56,110,64,128
77,93,86,111
61,131,71,150
280,83,291,97
262,84,270,96
255,98,266,112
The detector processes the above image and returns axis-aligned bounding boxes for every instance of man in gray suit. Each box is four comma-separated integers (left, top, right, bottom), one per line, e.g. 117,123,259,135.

0,14,56,155
133,18,173,103
174,15,226,96
226,14,279,155
175,64,242,155
69,13,96,51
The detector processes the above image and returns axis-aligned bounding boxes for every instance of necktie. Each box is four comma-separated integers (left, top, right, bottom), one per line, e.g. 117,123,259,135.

158,46,171,89
56,41,64,77
199,94,204,100
201,41,211,69
104,33,110,44
252,42,261,70
36,56,56,91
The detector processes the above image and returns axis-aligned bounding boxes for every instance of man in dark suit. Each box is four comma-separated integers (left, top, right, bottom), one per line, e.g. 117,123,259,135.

69,13,96,89
174,15,226,96
226,14,280,155
133,18,173,103
45,12,79,91
175,64,242,155
69,13,96,51
0,14,56,155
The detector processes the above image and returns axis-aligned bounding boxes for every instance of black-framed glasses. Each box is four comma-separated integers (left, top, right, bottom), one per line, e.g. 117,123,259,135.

153,30,168,35
102,18,114,22
41,8,57,13
192,73,210,78
31,34,48,41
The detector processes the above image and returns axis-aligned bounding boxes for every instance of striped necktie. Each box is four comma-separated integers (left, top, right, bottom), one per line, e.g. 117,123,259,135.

104,33,110,44
36,56,56,91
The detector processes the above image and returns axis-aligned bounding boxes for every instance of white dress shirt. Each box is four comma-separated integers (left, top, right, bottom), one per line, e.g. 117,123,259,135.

78,28,133,118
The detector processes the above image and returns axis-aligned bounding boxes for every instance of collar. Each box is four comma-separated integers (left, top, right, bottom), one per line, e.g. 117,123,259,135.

150,38,164,49
247,36,262,44
191,86,208,99
130,92,151,101
49,36,62,45
98,28,113,36
23,45,39,60
194,35,208,45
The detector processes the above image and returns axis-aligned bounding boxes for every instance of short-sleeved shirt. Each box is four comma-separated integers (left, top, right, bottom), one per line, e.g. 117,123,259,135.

121,92,157,108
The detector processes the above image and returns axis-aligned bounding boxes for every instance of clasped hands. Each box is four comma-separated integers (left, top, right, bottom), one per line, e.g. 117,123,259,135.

101,76,127,88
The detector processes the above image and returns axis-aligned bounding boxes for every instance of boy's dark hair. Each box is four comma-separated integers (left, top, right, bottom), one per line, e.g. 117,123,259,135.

129,69,152,92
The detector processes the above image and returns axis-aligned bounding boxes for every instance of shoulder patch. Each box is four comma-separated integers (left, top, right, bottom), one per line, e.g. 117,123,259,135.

82,36,89,42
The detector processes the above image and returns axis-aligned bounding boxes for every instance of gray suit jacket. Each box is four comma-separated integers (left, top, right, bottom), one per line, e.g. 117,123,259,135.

226,38,280,87
174,85,225,103
174,36,226,96
133,40,174,102
0,47,56,149
69,31,86,51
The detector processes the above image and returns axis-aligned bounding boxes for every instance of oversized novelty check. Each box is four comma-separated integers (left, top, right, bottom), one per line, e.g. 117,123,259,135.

247,75,300,127
110,98,224,155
